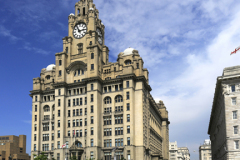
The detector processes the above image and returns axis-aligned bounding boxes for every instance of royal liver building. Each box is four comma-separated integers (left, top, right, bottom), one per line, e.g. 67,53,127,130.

30,0,170,160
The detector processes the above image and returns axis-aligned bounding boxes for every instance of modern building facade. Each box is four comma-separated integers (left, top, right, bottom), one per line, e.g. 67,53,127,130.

177,147,190,160
0,135,30,160
199,139,211,160
30,0,170,160
208,65,240,160
169,142,184,160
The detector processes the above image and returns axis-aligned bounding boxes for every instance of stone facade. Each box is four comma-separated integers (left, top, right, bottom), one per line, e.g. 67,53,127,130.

199,139,211,160
169,142,184,160
30,0,170,160
208,65,240,160
0,135,30,160
177,147,190,160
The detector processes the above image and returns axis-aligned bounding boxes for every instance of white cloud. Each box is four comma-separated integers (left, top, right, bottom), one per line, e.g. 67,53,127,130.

0,25,20,41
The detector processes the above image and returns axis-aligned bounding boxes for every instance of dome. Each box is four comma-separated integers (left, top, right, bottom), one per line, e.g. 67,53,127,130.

69,13,74,16
89,8,94,11
46,64,56,71
123,47,134,55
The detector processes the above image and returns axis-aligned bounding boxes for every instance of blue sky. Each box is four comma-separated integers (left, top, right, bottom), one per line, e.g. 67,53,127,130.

1,0,240,159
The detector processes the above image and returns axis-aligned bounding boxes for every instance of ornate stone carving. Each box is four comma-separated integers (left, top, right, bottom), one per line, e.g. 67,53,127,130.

222,84,229,95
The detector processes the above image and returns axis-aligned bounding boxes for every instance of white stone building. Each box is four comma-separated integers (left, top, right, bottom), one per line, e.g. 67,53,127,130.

199,139,211,160
208,65,240,160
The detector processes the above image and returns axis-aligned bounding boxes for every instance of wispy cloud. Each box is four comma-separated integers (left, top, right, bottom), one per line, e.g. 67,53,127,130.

23,43,51,55
0,25,20,41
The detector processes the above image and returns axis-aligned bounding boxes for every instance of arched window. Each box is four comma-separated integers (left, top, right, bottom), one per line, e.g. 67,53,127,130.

75,141,82,147
46,75,50,80
83,7,86,15
78,9,80,15
44,105,50,112
115,95,123,103
125,60,131,65
74,69,84,76
104,97,112,104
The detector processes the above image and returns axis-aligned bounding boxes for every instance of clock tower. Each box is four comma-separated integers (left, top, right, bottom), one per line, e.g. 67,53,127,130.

55,0,109,84
30,0,170,160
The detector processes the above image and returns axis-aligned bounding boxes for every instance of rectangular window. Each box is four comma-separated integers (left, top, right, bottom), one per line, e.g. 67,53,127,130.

91,116,94,124
232,85,236,92
115,85,118,91
52,123,54,130
91,64,94,70
232,97,237,105
85,108,87,115
126,92,130,100
115,115,123,124
68,99,71,107
73,110,75,116
76,119,79,126
52,133,54,140
58,130,60,138
80,109,82,116
51,143,54,151
85,129,87,136
114,67,116,71
127,126,130,133
91,84,94,90
126,81,129,88
34,144,36,151
80,119,82,126
59,60,62,66
235,141,239,149
58,89,61,95
68,120,70,127
127,103,130,111
73,99,75,106
76,130,79,137
137,63,139,69
80,98,82,105
59,70,62,76
76,109,79,116
127,114,130,122
91,105,94,113
68,131,70,137
85,97,87,105
34,134,36,141
115,127,123,135
58,99,61,106
91,94,94,102
58,120,60,127
58,110,60,117
57,141,60,149
91,151,94,158
234,126,238,134
73,120,75,127
68,110,70,117
233,111,238,119
127,137,130,145
35,115,37,121
85,118,87,126
35,96,37,102
91,127,94,135
91,53,94,59
76,98,79,105
35,105,37,112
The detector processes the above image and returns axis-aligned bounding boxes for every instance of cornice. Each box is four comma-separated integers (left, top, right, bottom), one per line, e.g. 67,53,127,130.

52,82,68,88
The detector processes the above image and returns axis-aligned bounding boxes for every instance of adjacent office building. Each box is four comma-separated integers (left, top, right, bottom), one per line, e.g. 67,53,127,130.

208,65,240,159
30,0,170,160
199,139,211,160
0,135,30,160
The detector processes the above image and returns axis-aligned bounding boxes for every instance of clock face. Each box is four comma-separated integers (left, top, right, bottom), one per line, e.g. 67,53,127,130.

73,23,87,39
96,28,103,45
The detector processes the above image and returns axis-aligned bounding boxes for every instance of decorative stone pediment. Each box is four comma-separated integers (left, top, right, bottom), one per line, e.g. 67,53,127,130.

66,61,87,74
